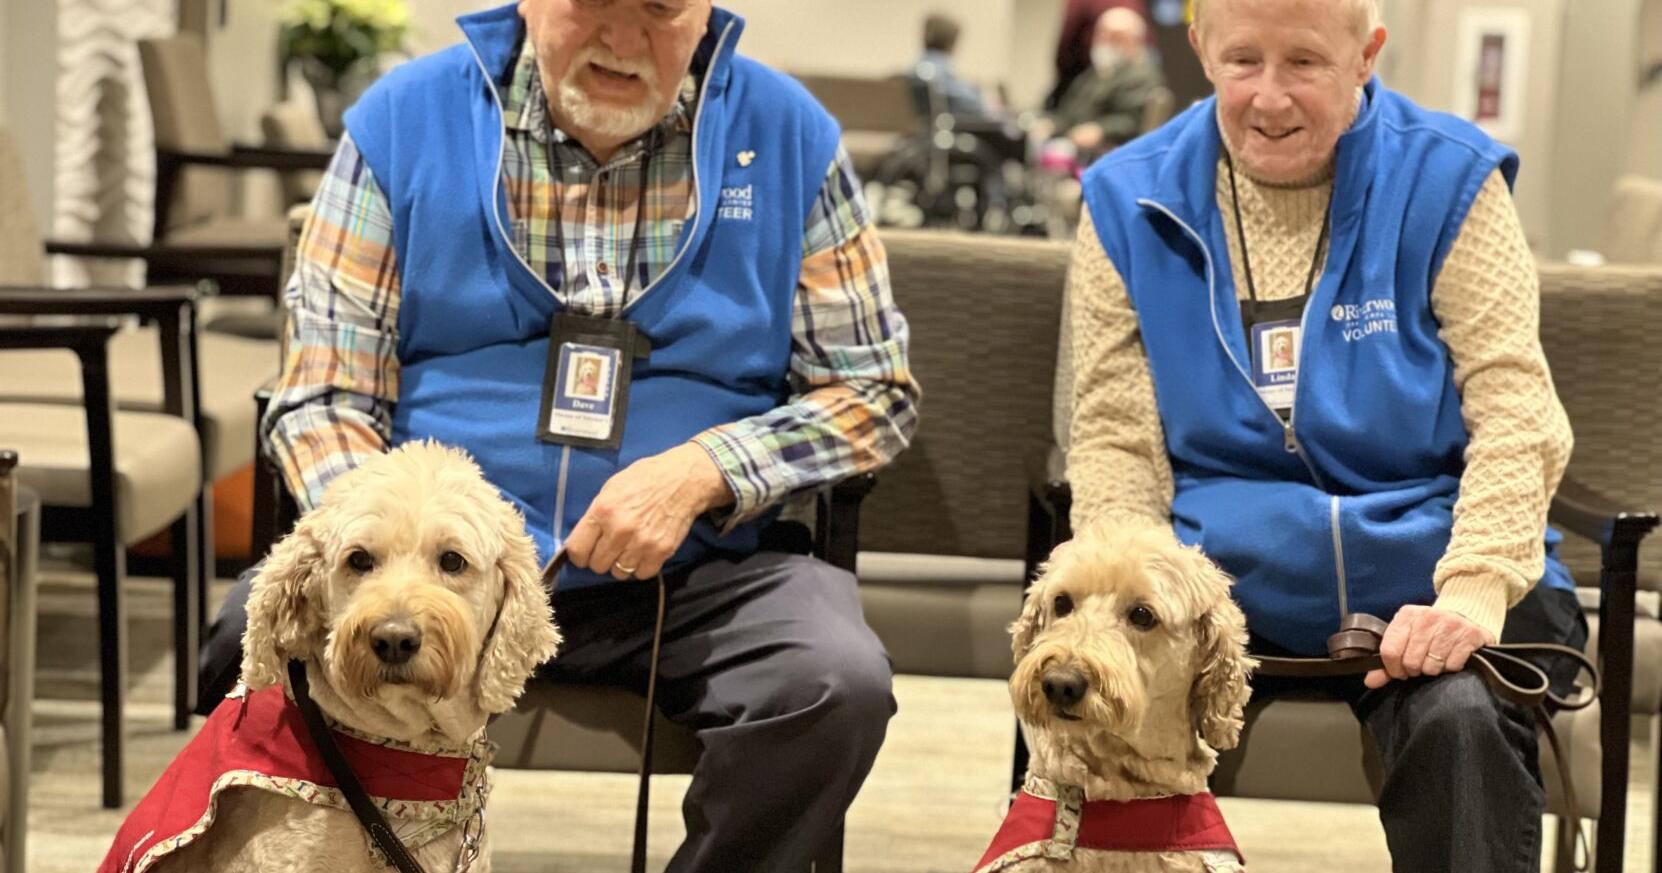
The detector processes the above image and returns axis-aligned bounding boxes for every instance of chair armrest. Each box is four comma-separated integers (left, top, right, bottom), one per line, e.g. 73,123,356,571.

0,319,122,353
814,472,877,574
1550,475,1660,549
158,145,332,173
1026,445,1071,509
229,143,333,171
0,288,205,427
44,240,281,264
0,285,201,322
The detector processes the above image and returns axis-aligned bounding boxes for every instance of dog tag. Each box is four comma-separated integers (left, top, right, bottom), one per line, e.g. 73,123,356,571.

538,313,651,450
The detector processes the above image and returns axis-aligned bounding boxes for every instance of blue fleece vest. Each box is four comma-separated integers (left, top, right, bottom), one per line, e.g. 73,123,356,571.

1080,78,1573,654
343,5,842,588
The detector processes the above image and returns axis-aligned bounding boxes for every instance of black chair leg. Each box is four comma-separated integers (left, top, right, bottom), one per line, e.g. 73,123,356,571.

170,507,199,729
93,530,125,809
1010,724,1029,795
811,820,843,873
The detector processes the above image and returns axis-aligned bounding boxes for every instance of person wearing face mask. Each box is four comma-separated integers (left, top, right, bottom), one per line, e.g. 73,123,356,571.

1067,0,1584,869
195,1,919,869
1045,7,1165,162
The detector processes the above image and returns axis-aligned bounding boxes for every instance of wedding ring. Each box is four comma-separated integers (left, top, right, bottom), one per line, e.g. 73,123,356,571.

613,561,638,575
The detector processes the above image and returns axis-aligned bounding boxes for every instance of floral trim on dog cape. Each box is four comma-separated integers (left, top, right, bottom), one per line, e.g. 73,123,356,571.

974,775,1245,872
98,684,492,873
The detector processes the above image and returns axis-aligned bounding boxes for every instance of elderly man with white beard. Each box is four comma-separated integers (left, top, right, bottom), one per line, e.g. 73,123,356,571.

196,2,920,870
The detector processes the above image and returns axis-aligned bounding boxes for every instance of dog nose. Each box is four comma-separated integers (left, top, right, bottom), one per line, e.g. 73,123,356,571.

370,619,422,666
1041,666,1088,709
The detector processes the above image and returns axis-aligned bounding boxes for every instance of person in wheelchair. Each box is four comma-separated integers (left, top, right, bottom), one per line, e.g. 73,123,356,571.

196,1,919,870
1066,0,1584,870
1035,7,1165,167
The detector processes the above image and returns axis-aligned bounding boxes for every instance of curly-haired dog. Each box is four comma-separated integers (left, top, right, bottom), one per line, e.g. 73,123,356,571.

974,521,1254,873
100,441,561,873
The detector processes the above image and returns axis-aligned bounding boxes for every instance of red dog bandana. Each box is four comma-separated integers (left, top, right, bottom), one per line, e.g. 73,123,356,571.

975,780,1244,872
100,684,490,873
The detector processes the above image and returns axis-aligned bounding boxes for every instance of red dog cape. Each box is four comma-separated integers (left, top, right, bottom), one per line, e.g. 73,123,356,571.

99,684,491,873
975,777,1244,872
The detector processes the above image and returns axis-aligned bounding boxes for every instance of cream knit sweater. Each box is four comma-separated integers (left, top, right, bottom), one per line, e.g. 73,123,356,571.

1067,160,1573,639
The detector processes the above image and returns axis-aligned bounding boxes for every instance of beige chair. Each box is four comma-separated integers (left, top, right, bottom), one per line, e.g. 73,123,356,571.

1603,176,1662,265
0,127,281,578
794,74,922,183
259,100,330,208
853,230,1071,681
100,34,331,325
0,450,39,873
0,129,210,809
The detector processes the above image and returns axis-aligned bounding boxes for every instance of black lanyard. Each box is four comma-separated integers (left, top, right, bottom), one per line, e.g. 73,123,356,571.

546,126,659,310
1224,149,1333,310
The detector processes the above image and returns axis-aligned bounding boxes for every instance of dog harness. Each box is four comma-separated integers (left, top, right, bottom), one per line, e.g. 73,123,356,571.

99,684,491,873
973,776,1244,872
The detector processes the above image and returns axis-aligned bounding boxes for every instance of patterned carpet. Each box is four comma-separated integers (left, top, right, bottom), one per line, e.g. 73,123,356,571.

22,560,1656,872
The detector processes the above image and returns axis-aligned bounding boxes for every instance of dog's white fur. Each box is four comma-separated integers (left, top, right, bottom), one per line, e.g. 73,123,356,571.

1002,520,1254,872
157,441,561,873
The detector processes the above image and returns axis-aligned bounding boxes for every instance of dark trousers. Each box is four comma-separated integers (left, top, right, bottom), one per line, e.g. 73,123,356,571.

1248,585,1588,873
200,551,896,873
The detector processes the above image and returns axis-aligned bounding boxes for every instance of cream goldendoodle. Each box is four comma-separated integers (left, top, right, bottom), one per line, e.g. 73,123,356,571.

101,441,561,873
975,521,1255,873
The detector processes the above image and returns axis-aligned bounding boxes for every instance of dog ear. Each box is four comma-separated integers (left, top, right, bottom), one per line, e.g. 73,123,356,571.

1010,539,1074,662
476,516,561,714
1185,551,1254,751
240,507,332,691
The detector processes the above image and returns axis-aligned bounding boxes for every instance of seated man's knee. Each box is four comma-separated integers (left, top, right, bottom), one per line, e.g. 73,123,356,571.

1408,672,1527,751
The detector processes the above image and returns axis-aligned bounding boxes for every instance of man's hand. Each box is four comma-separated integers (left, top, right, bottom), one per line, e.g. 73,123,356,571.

1364,604,1495,689
565,442,733,580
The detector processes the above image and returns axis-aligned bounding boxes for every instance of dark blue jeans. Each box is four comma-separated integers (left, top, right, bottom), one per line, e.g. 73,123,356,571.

1248,585,1587,873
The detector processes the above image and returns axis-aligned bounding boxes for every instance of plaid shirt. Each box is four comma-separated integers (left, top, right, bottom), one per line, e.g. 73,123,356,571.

264,38,919,527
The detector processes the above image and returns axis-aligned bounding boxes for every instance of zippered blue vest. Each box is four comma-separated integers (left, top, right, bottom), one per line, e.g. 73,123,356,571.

1080,78,1573,655
343,5,841,588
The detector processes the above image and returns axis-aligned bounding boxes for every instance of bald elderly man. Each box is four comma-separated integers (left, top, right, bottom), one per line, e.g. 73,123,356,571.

1049,7,1166,156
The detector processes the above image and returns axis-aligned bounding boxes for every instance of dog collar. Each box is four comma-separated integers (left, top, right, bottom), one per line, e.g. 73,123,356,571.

99,685,492,873
974,776,1244,872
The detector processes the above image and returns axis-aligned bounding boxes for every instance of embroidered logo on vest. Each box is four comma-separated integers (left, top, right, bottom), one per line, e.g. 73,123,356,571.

1330,299,1398,342
718,184,755,221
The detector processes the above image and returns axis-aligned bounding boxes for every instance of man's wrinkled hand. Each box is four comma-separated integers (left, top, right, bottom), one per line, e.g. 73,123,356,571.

565,442,732,581
1364,604,1495,689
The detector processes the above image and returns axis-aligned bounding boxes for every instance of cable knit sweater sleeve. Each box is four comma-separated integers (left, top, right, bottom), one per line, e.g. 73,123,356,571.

1066,208,1175,530
1428,169,1574,638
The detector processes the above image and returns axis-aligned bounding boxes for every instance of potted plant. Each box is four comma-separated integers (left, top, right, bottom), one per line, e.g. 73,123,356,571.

277,0,410,137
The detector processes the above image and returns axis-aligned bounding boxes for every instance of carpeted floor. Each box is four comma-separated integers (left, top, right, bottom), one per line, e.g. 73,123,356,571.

23,561,1657,872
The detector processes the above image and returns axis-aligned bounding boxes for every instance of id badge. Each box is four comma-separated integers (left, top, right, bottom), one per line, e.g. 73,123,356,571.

537,313,650,450
1249,318,1301,418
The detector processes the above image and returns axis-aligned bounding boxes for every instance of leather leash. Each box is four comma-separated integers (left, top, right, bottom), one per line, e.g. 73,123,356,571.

289,658,431,873
541,551,667,873
1254,613,1600,868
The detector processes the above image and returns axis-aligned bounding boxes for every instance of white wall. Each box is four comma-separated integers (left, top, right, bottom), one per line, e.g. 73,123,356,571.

4,0,58,233
408,0,1065,110
1550,0,1641,256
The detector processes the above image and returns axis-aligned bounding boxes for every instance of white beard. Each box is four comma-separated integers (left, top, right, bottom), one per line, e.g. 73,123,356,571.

555,48,664,141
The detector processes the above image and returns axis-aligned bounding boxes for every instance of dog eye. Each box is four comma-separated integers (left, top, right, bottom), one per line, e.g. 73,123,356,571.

1126,604,1159,630
438,551,468,574
346,549,375,574
1053,593,1074,617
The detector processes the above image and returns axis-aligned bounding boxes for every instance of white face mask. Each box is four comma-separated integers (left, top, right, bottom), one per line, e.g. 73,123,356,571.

1091,45,1127,73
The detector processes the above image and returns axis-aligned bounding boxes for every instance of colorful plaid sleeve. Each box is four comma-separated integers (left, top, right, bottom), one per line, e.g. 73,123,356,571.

260,132,401,511
693,145,920,525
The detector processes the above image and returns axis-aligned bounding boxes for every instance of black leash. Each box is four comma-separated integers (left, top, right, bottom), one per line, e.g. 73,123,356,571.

633,574,668,873
288,658,430,873
540,551,669,873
